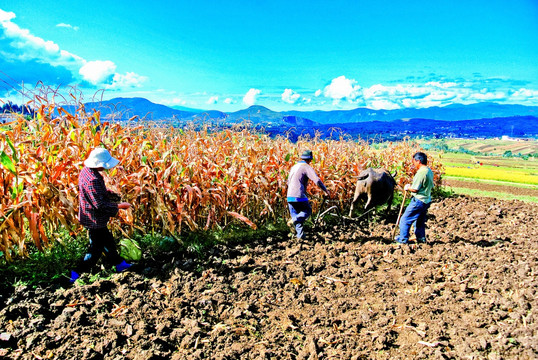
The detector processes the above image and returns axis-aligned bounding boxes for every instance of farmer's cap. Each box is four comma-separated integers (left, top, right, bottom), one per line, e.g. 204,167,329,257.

84,148,120,169
300,150,313,160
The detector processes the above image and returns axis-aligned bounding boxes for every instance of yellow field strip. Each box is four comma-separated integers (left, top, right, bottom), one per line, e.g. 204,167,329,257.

444,166,538,185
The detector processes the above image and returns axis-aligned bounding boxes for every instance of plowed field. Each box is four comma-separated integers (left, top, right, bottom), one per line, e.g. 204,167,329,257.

1,195,537,359
445,179,538,198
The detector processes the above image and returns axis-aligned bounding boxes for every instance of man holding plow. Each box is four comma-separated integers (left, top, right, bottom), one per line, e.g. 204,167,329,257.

395,152,434,244
287,150,330,240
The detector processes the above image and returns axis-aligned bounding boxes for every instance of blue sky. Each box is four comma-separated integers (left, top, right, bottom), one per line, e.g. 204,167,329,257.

1,0,538,111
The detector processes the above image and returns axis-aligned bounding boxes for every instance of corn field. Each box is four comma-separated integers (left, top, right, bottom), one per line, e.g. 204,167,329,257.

0,102,444,261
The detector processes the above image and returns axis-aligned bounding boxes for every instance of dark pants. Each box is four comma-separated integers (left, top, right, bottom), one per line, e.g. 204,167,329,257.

288,201,312,239
76,227,123,273
396,197,431,243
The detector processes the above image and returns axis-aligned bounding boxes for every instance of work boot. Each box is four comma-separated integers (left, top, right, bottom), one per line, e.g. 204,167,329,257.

394,237,408,244
417,237,426,243
287,219,296,235
69,271,80,283
115,260,132,272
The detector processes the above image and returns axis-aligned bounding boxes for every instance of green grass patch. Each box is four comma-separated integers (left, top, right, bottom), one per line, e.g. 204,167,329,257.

0,231,87,288
181,220,291,257
448,186,538,203
0,220,293,287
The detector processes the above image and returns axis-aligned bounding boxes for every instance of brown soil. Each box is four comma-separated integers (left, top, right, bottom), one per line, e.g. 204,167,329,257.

445,179,538,197
1,195,537,359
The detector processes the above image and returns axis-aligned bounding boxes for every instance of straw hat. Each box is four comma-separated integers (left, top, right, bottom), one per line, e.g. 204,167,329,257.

84,148,120,169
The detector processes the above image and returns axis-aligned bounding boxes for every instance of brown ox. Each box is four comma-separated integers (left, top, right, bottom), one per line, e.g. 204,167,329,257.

349,168,397,217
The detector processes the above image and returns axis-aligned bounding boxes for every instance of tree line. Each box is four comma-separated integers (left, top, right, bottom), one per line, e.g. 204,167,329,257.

1,102,35,117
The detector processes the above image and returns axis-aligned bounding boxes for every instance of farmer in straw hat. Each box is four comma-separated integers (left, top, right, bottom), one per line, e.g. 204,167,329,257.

70,148,133,282
395,151,434,244
287,150,330,239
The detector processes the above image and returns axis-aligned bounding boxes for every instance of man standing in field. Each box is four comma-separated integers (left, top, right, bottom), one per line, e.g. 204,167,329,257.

287,150,330,239
70,148,133,283
395,152,434,244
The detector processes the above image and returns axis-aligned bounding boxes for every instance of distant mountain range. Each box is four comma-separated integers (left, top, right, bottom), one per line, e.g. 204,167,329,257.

76,97,538,139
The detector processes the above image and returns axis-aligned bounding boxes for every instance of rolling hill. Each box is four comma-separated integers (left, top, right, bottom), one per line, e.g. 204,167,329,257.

68,97,538,139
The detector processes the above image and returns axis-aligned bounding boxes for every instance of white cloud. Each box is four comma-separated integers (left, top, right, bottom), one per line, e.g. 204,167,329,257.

79,60,116,85
400,98,419,108
317,76,538,110
314,89,322,97
362,84,391,99
243,88,261,106
468,91,506,101
368,99,400,110
207,96,218,104
107,72,147,89
167,98,187,105
224,97,234,104
351,81,518,109
0,9,146,90
323,76,362,101
56,23,79,31
362,83,454,109
0,9,15,22
506,88,538,105
311,76,538,109
425,81,457,88
0,9,83,68
511,88,538,98
424,91,457,102
281,88,300,104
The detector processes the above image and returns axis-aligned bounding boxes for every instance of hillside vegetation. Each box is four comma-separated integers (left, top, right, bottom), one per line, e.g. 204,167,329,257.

420,138,538,156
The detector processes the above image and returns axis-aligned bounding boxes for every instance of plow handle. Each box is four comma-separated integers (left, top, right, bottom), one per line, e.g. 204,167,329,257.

392,190,408,239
